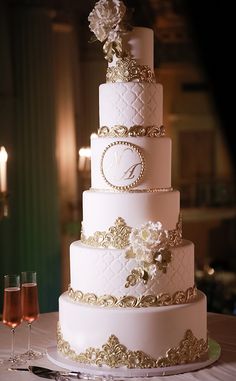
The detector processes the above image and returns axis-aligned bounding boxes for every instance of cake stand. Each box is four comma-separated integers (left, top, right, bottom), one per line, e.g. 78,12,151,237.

47,338,221,378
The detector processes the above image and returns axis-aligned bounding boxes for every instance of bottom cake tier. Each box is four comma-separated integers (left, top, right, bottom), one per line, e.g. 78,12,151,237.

57,290,208,368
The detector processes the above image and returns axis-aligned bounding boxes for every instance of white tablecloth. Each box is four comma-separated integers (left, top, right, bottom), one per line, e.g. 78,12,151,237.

0,312,235,380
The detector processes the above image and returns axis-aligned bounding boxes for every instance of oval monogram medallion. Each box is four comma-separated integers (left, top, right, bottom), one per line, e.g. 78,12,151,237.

101,141,145,190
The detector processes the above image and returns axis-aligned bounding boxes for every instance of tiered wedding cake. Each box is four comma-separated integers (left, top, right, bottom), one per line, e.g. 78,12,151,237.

58,0,208,370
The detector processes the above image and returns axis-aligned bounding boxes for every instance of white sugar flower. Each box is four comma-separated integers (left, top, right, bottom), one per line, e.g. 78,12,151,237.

148,264,157,279
88,0,126,42
125,221,169,265
125,221,171,287
134,247,154,264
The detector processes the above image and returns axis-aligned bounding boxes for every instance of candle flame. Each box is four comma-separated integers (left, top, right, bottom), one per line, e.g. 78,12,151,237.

79,147,91,158
0,146,8,163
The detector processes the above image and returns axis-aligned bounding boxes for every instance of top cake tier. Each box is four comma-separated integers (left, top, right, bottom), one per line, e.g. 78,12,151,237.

108,27,154,72
105,27,155,84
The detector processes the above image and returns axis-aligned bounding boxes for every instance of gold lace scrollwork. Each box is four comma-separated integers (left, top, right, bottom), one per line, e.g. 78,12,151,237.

81,217,131,249
57,323,208,368
157,330,208,367
168,214,182,247
106,57,156,83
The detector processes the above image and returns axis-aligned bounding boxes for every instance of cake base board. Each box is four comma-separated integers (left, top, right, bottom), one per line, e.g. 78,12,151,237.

46,338,220,378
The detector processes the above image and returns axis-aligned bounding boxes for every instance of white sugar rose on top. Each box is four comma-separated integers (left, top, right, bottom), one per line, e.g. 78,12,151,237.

88,0,126,42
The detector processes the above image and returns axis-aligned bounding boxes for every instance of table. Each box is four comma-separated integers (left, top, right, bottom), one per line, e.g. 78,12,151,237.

0,312,236,380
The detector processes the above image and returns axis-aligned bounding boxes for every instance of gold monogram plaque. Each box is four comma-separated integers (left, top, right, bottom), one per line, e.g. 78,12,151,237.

101,141,145,190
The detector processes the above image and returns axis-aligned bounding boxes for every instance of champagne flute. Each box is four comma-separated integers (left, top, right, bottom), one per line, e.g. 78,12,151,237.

21,271,43,359
2,274,23,365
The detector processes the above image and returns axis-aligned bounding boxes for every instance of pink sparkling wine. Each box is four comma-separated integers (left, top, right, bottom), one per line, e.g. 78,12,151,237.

3,287,22,328
22,283,39,323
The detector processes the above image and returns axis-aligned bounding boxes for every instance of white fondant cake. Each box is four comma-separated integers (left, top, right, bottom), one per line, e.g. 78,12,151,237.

57,0,208,370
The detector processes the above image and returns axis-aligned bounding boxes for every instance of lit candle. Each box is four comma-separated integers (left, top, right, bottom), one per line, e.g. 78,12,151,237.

0,146,8,192
78,147,91,172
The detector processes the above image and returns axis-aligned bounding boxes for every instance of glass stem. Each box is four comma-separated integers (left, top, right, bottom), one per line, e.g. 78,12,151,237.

11,328,15,359
28,323,32,352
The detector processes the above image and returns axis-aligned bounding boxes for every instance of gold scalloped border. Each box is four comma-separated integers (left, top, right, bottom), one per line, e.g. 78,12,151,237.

67,285,197,308
98,125,165,138
57,324,208,368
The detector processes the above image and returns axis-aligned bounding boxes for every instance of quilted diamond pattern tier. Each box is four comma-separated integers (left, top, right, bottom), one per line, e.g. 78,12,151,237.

70,239,194,298
99,83,163,128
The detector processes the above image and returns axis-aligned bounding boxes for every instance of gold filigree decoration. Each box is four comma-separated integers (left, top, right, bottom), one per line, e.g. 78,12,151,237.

103,38,128,63
57,324,208,368
106,57,156,83
125,249,172,288
155,249,172,274
168,214,182,247
81,217,131,249
98,125,165,138
124,267,149,288
81,215,182,249
157,330,208,367
68,285,197,308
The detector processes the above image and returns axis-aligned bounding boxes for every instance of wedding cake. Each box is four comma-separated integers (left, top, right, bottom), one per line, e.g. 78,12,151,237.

57,0,208,370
